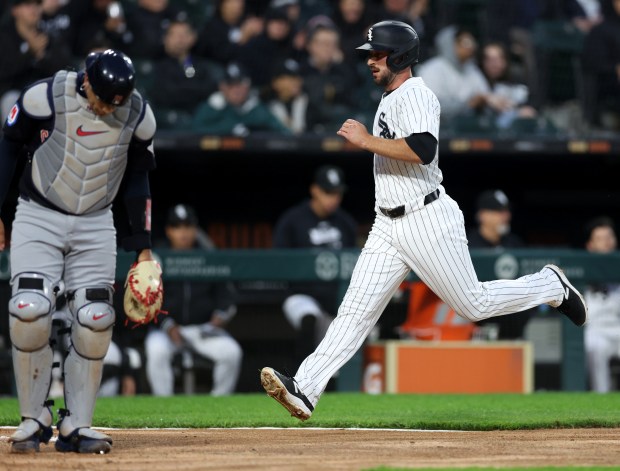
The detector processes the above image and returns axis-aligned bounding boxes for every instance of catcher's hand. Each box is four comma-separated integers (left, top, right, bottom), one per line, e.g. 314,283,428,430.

123,260,165,325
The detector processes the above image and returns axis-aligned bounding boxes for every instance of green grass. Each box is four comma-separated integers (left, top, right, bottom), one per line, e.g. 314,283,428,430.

2,392,620,430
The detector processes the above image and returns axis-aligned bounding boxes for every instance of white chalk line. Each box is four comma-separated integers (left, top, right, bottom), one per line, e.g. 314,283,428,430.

0,426,468,442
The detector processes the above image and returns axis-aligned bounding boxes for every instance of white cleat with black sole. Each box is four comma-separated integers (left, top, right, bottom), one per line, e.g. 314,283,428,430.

545,264,588,326
260,367,314,421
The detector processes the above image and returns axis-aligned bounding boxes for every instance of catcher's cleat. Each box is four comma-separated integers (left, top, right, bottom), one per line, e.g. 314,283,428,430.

55,427,112,454
9,419,53,454
545,264,588,327
260,367,314,421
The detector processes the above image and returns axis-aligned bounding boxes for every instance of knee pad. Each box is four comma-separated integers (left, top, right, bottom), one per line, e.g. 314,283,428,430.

69,287,115,360
9,273,56,351
227,339,243,366
283,294,324,330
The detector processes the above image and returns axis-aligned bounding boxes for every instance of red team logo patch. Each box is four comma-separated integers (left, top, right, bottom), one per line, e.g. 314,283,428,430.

6,104,19,126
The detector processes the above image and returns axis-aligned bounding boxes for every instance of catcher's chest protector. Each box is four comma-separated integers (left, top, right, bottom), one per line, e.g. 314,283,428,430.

31,70,143,214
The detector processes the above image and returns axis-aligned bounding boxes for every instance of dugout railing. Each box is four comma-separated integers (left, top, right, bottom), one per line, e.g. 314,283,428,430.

1,248,618,392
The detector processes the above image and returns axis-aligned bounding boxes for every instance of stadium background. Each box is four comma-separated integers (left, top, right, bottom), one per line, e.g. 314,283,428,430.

1,0,620,396
1,0,618,247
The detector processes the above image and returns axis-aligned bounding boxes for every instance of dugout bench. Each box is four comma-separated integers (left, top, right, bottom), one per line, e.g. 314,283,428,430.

124,248,614,392
2,248,620,393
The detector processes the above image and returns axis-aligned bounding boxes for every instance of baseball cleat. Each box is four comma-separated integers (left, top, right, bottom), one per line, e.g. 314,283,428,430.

9,419,53,454
260,367,314,421
55,427,112,454
545,264,588,326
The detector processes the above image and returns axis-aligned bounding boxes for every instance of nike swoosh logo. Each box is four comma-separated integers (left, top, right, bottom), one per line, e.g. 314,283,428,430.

565,287,570,299
76,125,109,137
93,313,108,321
17,302,31,309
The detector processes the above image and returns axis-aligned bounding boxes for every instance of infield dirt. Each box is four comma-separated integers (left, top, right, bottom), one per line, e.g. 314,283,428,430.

1,427,619,470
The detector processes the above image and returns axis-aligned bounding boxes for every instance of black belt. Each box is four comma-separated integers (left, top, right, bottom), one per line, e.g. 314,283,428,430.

379,189,440,219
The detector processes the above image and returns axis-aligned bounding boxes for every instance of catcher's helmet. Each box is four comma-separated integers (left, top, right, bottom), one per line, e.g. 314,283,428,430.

356,20,419,72
85,49,135,106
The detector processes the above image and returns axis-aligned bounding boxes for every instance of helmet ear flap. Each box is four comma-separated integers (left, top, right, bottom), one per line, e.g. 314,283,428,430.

389,53,405,67
387,52,408,72
386,44,419,73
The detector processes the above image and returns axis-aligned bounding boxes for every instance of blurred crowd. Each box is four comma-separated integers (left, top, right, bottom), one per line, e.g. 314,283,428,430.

1,0,619,136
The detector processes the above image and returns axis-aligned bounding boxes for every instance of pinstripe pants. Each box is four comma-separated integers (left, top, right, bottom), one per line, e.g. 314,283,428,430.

295,192,565,406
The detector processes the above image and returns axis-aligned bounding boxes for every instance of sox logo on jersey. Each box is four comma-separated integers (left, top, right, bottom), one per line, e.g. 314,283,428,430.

373,78,442,209
378,113,394,139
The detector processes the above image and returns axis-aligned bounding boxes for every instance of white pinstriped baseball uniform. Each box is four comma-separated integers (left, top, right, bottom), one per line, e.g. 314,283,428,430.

293,76,567,406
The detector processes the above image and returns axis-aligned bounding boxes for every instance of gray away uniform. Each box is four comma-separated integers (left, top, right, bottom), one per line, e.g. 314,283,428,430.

0,69,156,444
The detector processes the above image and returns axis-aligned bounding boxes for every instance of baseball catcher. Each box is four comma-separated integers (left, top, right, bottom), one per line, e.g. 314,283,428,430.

0,49,158,454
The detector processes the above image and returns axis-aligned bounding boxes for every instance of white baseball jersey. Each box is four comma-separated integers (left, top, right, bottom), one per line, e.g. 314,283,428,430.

293,74,569,408
373,77,443,210
584,286,620,392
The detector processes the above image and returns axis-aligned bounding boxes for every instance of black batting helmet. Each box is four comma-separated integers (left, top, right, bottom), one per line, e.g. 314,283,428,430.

356,20,419,72
85,49,135,106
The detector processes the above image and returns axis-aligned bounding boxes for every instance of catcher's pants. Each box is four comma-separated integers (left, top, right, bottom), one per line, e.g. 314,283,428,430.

10,197,116,290
145,325,242,396
10,197,116,424
294,192,567,406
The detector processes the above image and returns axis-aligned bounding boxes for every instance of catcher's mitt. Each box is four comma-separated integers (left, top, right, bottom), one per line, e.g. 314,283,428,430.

123,260,165,325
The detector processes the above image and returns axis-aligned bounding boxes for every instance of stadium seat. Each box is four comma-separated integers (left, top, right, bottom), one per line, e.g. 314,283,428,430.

532,20,585,54
532,20,585,106
448,114,497,135
397,281,476,341
133,59,155,100
435,0,489,38
168,0,214,29
573,56,620,130
499,116,558,138
172,349,214,395
154,108,194,130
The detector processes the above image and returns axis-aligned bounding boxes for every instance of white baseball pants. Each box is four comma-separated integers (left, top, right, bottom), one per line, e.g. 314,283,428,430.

145,325,242,396
295,192,566,406
585,326,620,392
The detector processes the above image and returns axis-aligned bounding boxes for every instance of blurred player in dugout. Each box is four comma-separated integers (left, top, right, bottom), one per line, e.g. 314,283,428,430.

468,189,534,340
583,216,620,393
273,165,358,368
145,204,242,396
